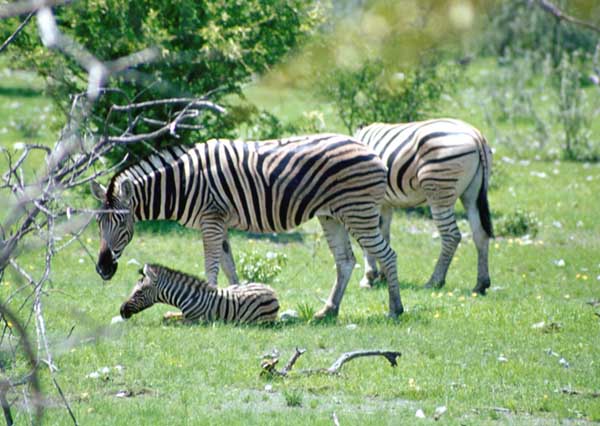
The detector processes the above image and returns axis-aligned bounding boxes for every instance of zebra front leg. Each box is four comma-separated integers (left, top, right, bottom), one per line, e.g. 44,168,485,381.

201,214,227,286
314,216,356,320
359,205,393,288
219,235,239,285
425,205,461,289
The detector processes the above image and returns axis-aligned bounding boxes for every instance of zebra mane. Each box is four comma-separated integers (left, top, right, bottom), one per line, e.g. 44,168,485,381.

106,145,190,206
145,263,215,292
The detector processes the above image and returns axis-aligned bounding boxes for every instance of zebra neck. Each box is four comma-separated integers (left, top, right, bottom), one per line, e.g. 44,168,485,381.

128,171,194,222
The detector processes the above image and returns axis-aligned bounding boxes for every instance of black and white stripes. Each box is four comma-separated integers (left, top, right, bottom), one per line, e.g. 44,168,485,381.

120,264,280,323
355,119,494,294
92,134,404,318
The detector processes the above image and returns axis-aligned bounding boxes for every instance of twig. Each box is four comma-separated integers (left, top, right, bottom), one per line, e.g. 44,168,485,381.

326,350,402,374
0,12,33,54
535,0,600,34
281,348,307,376
260,349,401,377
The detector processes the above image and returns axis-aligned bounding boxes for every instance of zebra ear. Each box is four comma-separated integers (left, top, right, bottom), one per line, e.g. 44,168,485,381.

90,181,106,201
143,264,158,281
119,179,134,204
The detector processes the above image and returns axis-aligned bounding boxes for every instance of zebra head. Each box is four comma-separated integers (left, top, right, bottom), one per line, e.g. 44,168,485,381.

120,264,159,319
91,179,135,280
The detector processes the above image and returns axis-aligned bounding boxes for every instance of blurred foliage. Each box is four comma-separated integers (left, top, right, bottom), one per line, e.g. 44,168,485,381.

495,209,541,238
555,52,596,161
480,0,599,65
237,250,288,284
0,0,327,161
315,57,460,132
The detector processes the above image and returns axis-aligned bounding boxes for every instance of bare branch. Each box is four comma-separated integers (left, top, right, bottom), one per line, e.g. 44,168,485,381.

326,350,402,374
260,348,402,377
0,11,33,53
536,0,600,34
0,0,72,19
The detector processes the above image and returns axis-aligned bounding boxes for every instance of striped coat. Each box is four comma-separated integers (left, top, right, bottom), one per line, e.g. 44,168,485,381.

93,134,404,318
120,264,279,323
355,119,493,294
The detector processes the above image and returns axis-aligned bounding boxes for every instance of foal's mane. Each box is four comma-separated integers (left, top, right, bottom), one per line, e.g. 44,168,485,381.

145,263,214,291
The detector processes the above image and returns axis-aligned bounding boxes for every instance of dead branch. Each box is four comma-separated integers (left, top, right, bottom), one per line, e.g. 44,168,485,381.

0,12,33,54
0,0,72,19
535,0,600,34
0,4,224,424
326,350,402,374
260,348,401,377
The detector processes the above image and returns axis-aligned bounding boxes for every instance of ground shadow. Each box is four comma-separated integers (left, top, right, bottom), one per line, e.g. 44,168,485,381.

0,86,43,98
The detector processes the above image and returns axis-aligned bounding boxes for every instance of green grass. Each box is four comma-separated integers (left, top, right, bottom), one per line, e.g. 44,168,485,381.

1,62,600,425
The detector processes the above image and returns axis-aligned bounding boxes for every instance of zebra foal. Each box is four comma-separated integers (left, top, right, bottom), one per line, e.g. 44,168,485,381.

120,264,280,323
355,119,494,294
92,134,404,318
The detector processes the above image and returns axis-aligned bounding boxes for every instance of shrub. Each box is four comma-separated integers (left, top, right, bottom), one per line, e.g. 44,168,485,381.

283,389,303,407
1,0,325,162
237,250,288,284
315,56,459,133
296,302,315,322
495,209,541,237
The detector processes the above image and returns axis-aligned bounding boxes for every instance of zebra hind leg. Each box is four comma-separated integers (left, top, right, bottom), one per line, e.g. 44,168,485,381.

345,211,404,318
314,216,356,320
460,171,491,294
425,205,461,289
359,205,393,289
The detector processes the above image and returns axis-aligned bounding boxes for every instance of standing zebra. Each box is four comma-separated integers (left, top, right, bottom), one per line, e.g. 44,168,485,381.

120,264,280,323
91,134,404,318
355,119,493,294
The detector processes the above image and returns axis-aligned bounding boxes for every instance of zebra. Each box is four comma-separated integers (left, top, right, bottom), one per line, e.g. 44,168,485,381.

120,263,280,323
354,119,494,294
91,134,404,319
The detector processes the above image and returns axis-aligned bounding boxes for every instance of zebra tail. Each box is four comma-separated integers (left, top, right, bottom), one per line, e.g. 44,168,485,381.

476,137,494,238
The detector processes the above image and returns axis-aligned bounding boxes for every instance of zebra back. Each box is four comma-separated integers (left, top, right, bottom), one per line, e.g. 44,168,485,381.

355,119,491,209
105,134,387,232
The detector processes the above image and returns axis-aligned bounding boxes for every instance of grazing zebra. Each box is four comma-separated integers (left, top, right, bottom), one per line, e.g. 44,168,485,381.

355,119,494,294
120,264,280,323
91,134,404,319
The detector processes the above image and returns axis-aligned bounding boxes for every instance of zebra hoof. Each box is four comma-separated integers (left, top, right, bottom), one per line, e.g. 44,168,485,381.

472,278,491,295
424,279,445,289
163,311,184,321
359,277,374,289
313,305,338,321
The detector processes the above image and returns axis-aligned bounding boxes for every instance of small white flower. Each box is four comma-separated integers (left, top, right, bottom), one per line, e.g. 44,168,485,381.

346,324,358,330
497,355,508,362
415,409,425,419
87,372,100,379
553,259,565,267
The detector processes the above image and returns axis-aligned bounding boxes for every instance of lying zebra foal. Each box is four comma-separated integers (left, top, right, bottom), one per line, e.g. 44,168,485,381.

120,264,279,323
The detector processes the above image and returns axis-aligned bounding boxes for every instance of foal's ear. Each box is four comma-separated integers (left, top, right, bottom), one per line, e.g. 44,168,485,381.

143,264,159,281
90,181,106,201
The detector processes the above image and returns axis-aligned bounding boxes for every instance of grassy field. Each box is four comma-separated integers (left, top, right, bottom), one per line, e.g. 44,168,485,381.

1,62,600,425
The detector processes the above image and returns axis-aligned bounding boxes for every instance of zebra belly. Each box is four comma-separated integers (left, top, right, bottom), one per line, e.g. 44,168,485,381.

384,189,427,208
